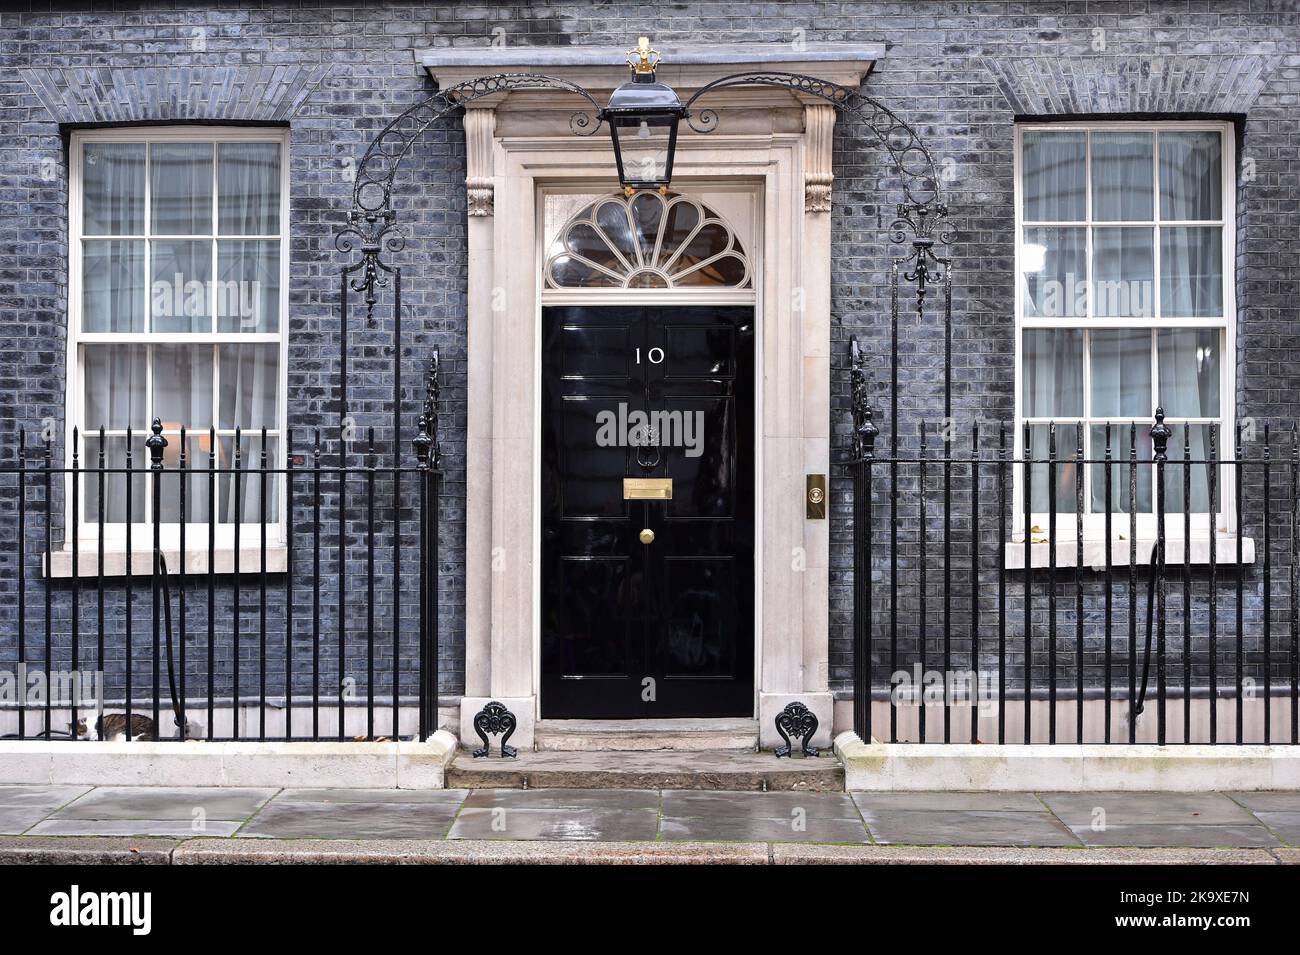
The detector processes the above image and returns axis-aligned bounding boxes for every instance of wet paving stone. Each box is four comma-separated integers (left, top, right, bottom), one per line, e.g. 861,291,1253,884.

238,791,467,840
449,806,661,842
449,788,659,841
1040,792,1280,848
852,792,1080,847
660,790,870,844
28,818,243,838
51,786,276,821
1249,811,1300,845
0,786,91,835
1042,791,1259,826
1227,791,1300,813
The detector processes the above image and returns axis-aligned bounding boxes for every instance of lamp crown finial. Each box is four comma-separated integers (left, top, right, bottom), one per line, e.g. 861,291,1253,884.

628,36,660,74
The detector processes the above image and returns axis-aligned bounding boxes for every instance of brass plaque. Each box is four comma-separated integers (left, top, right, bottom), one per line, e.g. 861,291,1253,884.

624,477,673,500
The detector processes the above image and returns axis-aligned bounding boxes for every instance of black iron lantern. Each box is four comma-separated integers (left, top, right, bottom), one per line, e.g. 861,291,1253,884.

600,38,685,194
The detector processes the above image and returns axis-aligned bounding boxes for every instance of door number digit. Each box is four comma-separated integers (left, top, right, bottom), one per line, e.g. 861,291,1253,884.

635,347,665,364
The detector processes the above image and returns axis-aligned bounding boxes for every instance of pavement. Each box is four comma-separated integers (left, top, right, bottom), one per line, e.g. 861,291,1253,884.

1,784,1299,864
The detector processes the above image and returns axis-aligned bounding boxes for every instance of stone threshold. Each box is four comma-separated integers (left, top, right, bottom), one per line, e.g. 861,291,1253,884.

447,748,842,791
0,732,458,789
835,732,1300,791
534,717,758,752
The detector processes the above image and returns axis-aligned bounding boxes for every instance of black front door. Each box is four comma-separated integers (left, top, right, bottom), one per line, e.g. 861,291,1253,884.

541,305,755,718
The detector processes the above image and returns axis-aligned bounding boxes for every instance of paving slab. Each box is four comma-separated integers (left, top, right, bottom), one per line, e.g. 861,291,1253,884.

0,784,92,808
1040,791,1280,846
854,806,1080,847
659,789,868,843
1228,791,1300,812
851,791,1046,812
272,788,468,806
27,818,243,838
448,805,660,841
50,786,276,821
1041,791,1256,826
0,785,92,834
661,790,863,819
1062,823,1280,848
1251,811,1300,845
850,791,1079,847
660,816,870,843
451,790,661,841
237,798,461,840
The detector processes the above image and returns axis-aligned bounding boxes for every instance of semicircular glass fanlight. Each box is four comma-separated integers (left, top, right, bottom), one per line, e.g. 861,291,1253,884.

545,190,751,290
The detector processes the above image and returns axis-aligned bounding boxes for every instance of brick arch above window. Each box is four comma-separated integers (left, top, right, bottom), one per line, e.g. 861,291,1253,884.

20,65,331,125
983,54,1277,116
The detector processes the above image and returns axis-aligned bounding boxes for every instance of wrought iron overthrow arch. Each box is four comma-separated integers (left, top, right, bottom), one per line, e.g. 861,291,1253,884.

333,74,605,462
679,71,956,446
333,70,955,460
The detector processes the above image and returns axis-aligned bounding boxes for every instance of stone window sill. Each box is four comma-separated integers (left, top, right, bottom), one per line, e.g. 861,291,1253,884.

45,545,288,579
1004,536,1255,572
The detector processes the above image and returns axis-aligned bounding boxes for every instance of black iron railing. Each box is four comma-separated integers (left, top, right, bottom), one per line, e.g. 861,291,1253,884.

0,365,443,744
845,360,1300,746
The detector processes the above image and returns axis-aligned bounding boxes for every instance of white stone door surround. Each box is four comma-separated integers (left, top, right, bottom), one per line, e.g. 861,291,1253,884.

418,43,881,748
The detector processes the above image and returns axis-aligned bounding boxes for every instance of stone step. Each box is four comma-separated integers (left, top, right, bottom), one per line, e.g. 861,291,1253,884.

534,718,759,752
446,749,843,792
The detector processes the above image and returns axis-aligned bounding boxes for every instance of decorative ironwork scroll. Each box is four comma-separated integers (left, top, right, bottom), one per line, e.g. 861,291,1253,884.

336,74,605,326
682,71,946,214
471,700,519,758
774,701,820,758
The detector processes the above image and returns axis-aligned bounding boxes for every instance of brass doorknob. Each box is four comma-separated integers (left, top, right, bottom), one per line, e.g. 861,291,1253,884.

639,528,655,545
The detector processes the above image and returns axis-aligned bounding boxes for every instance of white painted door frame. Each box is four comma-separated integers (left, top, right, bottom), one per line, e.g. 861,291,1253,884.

449,77,844,750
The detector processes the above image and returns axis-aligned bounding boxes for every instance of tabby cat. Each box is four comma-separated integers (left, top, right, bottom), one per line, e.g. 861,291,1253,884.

74,713,157,741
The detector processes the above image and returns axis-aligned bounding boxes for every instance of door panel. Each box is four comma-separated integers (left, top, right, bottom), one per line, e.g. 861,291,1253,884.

541,305,754,718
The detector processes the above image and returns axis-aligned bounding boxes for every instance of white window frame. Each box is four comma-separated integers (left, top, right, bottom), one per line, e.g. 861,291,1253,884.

65,126,290,554
1012,120,1238,556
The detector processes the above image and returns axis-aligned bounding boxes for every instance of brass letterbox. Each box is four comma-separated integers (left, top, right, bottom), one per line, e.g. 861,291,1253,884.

623,477,673,500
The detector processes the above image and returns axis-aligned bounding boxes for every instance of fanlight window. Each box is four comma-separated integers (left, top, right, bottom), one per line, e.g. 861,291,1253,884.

545,190,751,290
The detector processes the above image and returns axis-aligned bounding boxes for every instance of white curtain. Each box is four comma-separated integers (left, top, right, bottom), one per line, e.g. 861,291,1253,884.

1023,329,1083,513
220,344,278,523
213,142,281,523
149,143,212,235
1091,131,1153,220
217,143,280,235
83,143,143,235
1160,329,1219,512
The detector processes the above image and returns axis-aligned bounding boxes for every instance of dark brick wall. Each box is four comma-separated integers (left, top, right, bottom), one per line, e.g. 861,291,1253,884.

0,2,1296,716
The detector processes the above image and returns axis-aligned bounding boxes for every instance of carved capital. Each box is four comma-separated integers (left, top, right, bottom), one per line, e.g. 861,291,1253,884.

463,106,496,217
467,177,494,217
803,103,836,214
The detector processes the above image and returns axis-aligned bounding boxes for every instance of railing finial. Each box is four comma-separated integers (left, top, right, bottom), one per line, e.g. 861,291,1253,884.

146,417,168,469
1150,406,1171,462
412,414,433,470
413,348,441,470
849,337,878,458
